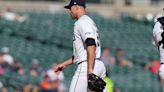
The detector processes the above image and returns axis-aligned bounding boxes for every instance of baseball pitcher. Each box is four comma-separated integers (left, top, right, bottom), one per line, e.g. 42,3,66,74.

55,0,107,92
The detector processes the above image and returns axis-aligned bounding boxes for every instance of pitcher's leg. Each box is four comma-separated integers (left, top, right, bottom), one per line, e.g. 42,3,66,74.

69,63,88,92
93,60,107,92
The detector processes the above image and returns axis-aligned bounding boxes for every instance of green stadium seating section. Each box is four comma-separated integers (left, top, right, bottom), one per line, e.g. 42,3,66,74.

0,12,161,92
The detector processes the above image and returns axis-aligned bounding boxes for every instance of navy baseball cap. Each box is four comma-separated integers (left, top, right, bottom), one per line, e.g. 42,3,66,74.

64,0,86,9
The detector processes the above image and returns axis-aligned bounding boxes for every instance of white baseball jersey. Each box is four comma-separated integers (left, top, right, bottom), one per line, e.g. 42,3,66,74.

70,15,107,92
73,15,101,64
153,20,164,80
153,21,164,62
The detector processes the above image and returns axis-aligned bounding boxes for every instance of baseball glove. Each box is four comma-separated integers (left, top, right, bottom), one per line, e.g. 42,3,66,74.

88,73,106,92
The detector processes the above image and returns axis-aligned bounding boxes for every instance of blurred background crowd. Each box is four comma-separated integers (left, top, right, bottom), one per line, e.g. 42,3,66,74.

0,0,164,92
0,47,66,92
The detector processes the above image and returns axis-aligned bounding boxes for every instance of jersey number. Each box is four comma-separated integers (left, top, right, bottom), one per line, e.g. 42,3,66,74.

159,32,164,48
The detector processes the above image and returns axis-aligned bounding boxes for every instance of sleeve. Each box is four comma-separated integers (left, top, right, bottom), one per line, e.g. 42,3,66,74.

78,21,96,42
152,22,162,47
